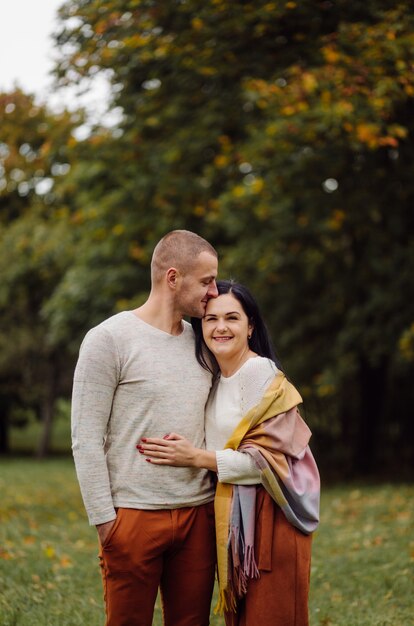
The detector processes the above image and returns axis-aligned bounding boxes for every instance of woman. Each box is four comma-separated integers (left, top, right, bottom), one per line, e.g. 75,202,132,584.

138,280,320,626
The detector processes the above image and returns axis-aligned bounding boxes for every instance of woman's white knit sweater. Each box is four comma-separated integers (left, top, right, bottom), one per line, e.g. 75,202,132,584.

205,356,278,485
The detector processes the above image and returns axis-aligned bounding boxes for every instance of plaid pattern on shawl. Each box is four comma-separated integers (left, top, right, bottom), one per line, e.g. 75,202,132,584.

214,371,320,614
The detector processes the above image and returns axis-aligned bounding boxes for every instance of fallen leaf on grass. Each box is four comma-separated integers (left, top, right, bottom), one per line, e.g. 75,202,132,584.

44,546,55,558
24,535,36,545
0,549,13,560
59,555,73,568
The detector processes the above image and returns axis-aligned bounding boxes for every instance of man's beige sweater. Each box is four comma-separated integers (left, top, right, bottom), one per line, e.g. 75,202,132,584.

71,312,214,525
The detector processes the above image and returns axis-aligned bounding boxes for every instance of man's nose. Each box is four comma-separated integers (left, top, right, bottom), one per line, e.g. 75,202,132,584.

208,280,219,298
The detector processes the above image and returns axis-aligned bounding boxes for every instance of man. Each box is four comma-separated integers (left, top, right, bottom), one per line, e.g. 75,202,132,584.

71,230,219,626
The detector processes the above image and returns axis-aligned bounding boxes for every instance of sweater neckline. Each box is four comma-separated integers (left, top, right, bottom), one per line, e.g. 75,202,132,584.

219,356,262,382
128,311,187,338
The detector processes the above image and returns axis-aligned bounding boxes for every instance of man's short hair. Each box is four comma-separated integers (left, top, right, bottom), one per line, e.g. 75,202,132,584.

151,230,217,284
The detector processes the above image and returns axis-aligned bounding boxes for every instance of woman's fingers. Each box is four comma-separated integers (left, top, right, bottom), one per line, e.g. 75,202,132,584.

140,437,169,446
145,458,173,465
163,432,184,440
137,443,172,457
136,434,196,467
137,435,187,454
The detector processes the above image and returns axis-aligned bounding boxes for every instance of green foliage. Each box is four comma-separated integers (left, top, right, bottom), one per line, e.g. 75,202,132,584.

1,458,413,625
0,91,81,452
1,1,414,469
0,89,79,222
51,0,414,471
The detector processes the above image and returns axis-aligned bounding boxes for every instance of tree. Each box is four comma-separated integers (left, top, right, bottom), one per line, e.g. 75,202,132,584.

52,0,414,473
0,89,81,455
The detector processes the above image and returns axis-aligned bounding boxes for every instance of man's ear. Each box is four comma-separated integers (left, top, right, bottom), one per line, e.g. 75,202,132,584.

166,267,179,289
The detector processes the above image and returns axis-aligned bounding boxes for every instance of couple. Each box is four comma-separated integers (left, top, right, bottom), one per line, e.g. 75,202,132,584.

71,230,320,626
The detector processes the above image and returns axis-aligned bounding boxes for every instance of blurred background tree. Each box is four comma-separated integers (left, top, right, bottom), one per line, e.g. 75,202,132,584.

0,90,82,456
1,0,413,474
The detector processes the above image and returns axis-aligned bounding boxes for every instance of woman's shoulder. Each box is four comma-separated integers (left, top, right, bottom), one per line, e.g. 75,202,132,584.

240,356,279,380
238,357,279,414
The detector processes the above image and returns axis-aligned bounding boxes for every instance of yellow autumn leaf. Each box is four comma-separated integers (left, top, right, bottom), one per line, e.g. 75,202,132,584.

193,205,206,216
302,73,317,93
59,555,73,568
323,46,340,64
124,34,150,49
232,185,246,198
251,178,265,194
335,101,354,115
0,549,13,560
356,123,380,146
214,154,229,168
281,105,296,116
389,125,408,139
191,18,203,30
24,536,36,545
218,135,231,146
44,546,55,559
146,116,159,127
199,67,216,76
333,209,345,224
112,224,125,236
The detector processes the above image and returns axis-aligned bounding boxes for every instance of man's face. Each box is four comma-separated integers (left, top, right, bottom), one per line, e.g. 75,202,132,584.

176,251,218,318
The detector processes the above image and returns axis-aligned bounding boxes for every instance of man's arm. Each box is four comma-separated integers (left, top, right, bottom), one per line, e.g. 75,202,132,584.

71,325,120,527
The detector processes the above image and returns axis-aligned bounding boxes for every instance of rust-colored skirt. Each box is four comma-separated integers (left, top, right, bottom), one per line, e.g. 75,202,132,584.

225,487,313,626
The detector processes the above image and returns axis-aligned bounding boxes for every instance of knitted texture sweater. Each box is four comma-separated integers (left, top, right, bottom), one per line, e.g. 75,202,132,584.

206,357,278,484
71,312,214,525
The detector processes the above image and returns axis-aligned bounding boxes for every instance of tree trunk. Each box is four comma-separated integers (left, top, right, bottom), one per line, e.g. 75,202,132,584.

354,357,388,474
0,415,9,454
36,361,58,459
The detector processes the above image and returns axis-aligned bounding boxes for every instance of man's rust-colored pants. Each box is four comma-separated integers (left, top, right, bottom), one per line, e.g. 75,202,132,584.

225,488,313,626
98,503,216,626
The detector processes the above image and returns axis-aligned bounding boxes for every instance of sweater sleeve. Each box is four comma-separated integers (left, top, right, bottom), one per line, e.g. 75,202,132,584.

216,448,261,484
71,325,120,525
216,358,278,485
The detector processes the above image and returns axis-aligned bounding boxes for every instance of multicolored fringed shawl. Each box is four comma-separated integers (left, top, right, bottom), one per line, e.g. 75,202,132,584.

214,371,320,614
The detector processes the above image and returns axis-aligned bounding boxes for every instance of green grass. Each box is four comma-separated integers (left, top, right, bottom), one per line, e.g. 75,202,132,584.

0,459,413,626
310,483,414,626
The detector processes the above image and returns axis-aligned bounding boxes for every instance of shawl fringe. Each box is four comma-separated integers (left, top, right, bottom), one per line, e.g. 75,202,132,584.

215,588,237,614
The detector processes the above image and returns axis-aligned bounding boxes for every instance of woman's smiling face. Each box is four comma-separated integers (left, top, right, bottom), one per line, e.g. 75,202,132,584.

201,293,253,362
